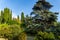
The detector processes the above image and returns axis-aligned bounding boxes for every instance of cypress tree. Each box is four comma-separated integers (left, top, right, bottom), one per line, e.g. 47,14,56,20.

21,12,25,22
21,12,26,28
1,8,12,23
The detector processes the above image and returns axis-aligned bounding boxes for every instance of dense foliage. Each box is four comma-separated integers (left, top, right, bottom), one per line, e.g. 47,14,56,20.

0,24,22,40
0,8,27,40
24,0,60,40
0,0,60,40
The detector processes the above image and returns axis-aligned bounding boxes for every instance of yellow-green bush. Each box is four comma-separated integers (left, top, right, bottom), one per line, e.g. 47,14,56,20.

0,24,25,40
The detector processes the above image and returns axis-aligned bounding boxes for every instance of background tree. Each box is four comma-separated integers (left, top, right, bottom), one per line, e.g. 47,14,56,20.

21,12,25,22
0,8,12,23
3,8,12,23
0,11,4,23
21,12,26,28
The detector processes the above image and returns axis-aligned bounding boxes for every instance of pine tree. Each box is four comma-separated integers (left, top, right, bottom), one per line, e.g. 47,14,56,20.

26,0,58,34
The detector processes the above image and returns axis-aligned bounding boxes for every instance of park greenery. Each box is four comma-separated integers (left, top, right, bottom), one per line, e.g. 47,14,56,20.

0,0,60,40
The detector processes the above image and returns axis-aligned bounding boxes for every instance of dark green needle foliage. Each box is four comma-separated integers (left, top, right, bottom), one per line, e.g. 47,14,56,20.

24,0,59,40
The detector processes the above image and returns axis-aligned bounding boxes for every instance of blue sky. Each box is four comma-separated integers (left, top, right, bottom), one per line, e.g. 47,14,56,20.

0,0,60,21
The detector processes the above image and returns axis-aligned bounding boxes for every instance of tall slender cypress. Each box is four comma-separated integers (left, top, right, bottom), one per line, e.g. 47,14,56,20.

21,12,25,22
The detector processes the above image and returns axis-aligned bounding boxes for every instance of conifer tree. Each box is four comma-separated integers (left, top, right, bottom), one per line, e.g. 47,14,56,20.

0,8,12,23
21,12,26,28
3,8,12,23
21,12,25,22
26,0,58,35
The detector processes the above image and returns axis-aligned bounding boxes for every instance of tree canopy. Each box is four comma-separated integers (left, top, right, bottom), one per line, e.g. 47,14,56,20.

0,0,60,40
